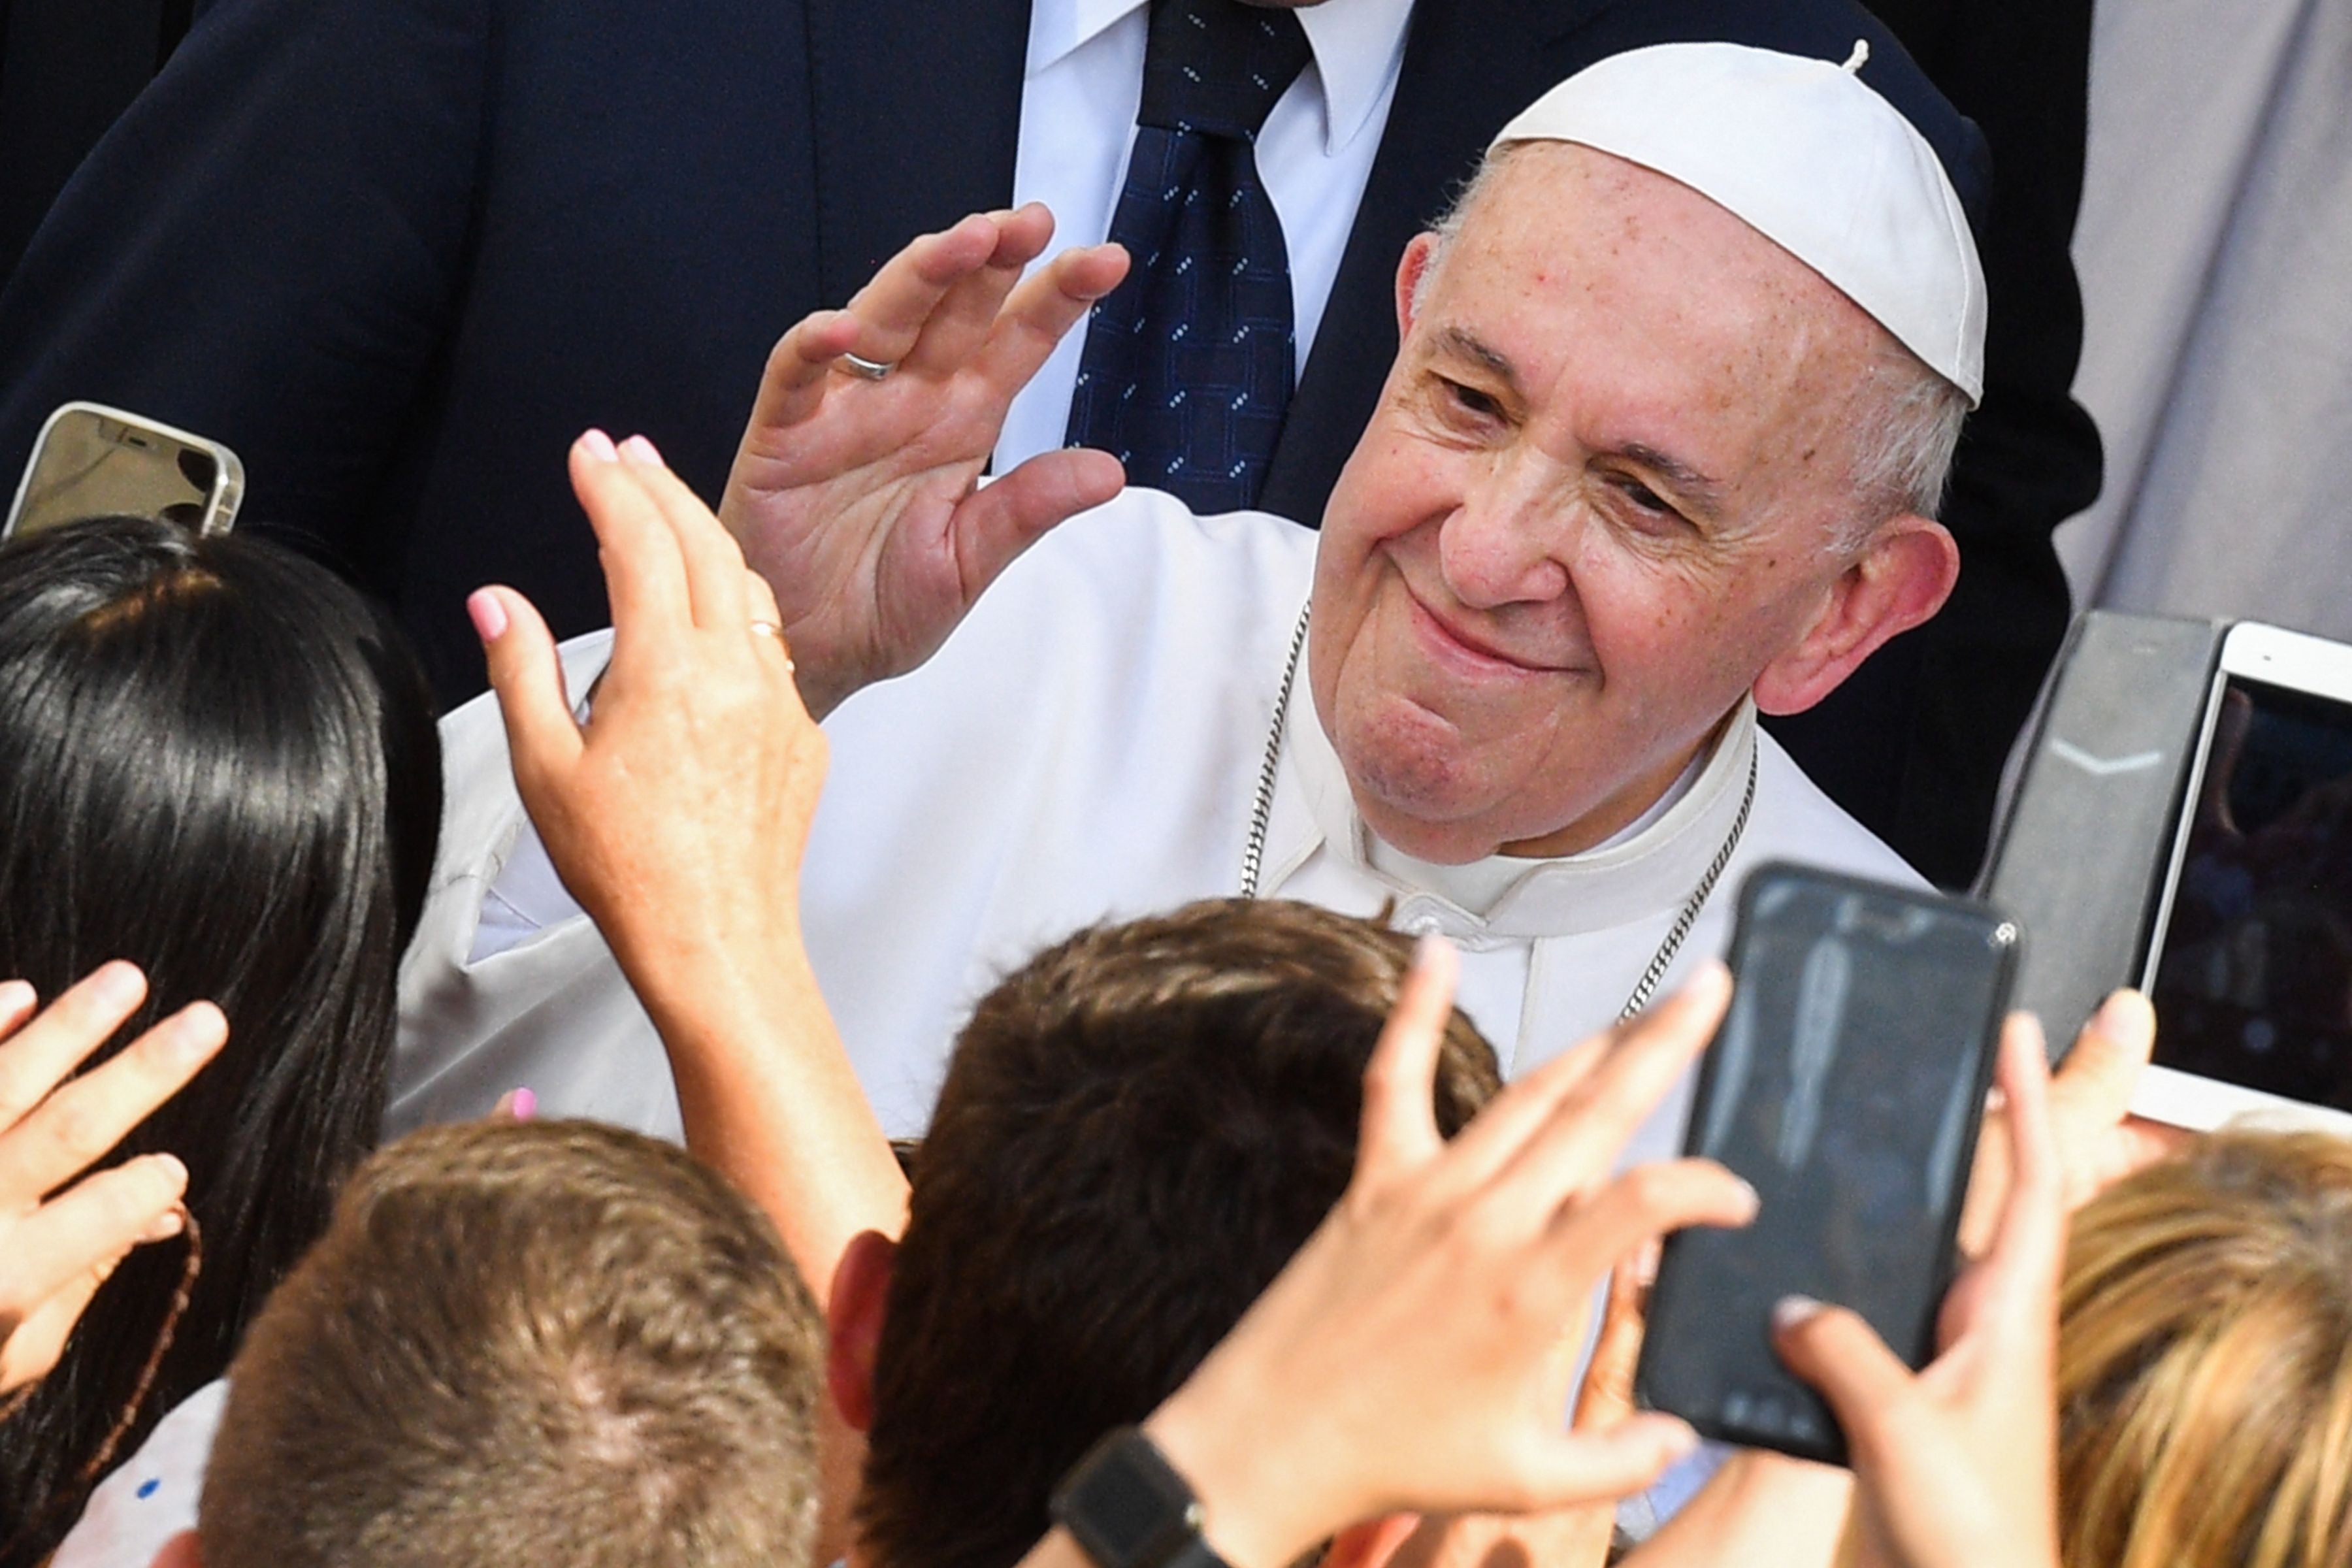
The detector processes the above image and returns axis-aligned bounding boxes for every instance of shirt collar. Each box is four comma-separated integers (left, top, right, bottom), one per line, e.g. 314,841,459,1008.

1028,0,1416,157
1294,0,1414,155
1026,0,1149,74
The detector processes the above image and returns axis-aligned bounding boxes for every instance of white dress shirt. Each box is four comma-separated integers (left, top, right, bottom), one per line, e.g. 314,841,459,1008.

50,1381,225,1568
992,0,1416,482
400,490,1918,1173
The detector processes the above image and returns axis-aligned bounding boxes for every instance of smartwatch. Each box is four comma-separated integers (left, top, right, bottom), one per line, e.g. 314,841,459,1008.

1050,1427,1233,1568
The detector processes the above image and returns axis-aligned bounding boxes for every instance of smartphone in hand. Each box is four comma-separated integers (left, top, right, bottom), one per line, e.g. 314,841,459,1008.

1634,862,2021,1465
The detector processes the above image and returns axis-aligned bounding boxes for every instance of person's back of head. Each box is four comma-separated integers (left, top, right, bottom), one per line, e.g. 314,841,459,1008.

2057,1129,2352,1568
854,899,1502,1568
197,1117,826,1568
0,516,442,1552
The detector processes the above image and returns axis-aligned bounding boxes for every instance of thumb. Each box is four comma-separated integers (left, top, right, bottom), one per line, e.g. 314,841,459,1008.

1771,1297,1913,1443
470,586,582,789
953,447,1124,596
2052,990,2155,1124
1516,1413,1701,1509
1572,1249,1652,1431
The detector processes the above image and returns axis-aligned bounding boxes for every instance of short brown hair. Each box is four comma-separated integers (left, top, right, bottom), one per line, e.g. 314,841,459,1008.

858,898,1502,1568
2057,1130,2352,1567
199,1119,825,1568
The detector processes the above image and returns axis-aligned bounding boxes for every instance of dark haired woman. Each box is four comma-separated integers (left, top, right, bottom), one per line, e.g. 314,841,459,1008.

0,516,440,1561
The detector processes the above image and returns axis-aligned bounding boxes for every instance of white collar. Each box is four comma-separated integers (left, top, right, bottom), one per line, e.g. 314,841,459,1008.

1026,0,1415,156
1276,655,1761,939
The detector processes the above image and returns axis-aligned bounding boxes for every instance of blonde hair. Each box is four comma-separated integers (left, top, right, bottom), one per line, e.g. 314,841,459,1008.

2057,1131,2352,1568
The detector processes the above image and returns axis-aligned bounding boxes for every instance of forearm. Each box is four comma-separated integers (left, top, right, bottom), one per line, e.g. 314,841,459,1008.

629,930,909,1303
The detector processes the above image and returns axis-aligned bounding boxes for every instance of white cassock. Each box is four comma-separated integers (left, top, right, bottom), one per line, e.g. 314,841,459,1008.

393,489,1918,1171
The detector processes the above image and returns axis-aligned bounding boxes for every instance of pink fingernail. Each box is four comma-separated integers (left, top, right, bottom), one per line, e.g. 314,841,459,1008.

465,587,508,644
512,1087,536,1122
580,429,619,463
467,588,509,644
619,434,662,466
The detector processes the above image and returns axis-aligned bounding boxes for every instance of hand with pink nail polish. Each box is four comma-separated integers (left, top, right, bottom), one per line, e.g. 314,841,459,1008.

470,430,906,1302
718,203,1132,721
0,962,224,1394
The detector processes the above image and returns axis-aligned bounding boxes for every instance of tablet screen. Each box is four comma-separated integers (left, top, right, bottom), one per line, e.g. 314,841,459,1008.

2150,677,2352,1109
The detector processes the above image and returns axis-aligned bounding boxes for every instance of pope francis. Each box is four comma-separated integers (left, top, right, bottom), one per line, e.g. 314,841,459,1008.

396,41,1985,1178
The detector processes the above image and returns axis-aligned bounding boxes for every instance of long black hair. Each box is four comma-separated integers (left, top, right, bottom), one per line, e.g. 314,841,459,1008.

0,517,441,1558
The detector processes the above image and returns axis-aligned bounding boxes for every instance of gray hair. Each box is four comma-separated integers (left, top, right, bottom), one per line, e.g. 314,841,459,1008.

1413,144,1971,547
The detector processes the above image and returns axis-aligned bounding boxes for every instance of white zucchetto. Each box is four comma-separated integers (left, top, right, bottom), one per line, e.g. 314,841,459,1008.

1492,41,1986,405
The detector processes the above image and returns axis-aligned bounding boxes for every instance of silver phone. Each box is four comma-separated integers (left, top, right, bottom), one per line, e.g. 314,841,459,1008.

3,402,246,544
2135,621,2352,1135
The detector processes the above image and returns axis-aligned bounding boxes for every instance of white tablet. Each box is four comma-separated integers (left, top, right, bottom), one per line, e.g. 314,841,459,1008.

2134,621,2352,1135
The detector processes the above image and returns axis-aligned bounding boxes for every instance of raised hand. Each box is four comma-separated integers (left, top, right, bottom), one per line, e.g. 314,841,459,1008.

1772,1020,2067,1568
473,432,824,982
720,205,1130,718
1957,990,2185,1258
1135,947,1759,1568
470,432,906,1300
0,963,222,1393
1380,1251,1657,1568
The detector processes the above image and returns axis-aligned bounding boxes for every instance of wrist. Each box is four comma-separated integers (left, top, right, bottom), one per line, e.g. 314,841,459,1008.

1141,1377,1331,1568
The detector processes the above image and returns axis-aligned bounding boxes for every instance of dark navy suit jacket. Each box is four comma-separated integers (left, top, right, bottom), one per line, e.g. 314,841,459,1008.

0,0,2086,881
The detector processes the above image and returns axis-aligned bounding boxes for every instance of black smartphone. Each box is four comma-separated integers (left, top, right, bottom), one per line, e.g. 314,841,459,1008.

1633,861,2021,1465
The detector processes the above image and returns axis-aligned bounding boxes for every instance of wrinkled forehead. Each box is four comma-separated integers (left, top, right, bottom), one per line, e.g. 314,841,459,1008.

1433,144,1888,459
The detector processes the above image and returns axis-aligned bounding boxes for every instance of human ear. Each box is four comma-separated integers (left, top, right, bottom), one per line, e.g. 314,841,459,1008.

1752,515,1958,715
825,1228,897,1433
151,1531,203,1568
1394,233,1441,340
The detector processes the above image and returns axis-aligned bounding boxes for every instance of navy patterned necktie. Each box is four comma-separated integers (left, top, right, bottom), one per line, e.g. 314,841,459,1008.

1062,0,1313,514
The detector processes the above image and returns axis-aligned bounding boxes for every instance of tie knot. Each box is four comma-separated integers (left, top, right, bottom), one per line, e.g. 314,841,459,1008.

1139,0,1313,140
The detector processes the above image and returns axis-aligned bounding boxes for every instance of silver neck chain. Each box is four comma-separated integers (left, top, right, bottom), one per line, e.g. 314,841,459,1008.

1238,602,1757,1022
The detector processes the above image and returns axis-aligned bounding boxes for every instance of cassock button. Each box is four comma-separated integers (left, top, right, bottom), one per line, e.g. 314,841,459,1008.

1396,902,1451,939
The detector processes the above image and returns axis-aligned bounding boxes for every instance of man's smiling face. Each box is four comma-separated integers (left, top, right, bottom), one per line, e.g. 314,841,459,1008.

1307,142,1947,865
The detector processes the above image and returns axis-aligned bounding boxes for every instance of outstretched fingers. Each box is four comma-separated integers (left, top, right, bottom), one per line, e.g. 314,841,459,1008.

1490,964,1733,1207
1977,1019,2068,1317
1516,1414,1703,1511
0,963,150,1135
0,998,222,1205
1356,936,1460,1186
900,205,1059,375
570,431,691,638
747,309,862,434
836,212,1020,374
975,240,1131,405
1551,1157,1758,1275
8,1152,190,1301
614,436,754,632
475,583,582,788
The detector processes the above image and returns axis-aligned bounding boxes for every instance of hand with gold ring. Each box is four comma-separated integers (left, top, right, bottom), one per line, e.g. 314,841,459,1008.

467,430,904,1296
722,203,1131,721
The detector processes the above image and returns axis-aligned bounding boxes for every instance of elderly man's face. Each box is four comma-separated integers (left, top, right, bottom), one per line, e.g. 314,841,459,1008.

1308,143,1947,864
